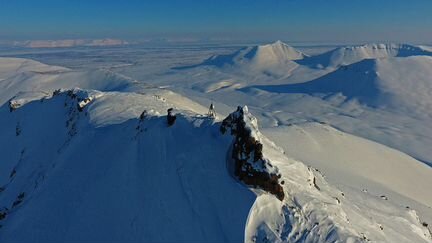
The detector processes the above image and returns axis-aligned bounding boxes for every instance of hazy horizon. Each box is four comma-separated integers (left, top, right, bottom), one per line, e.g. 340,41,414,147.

1,0,432,44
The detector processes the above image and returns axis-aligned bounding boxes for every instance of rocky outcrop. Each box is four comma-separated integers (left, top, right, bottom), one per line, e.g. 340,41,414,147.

221,106,284,200
8,100,21,112
167,108,176,126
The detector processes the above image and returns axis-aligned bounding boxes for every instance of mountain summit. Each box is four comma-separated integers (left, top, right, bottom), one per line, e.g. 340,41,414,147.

173,41,308,77
203,40,307,68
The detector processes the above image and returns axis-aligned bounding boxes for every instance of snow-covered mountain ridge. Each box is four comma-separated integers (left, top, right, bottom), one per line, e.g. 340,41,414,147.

0,87,430,242
299,43,432,68
0,56,431,242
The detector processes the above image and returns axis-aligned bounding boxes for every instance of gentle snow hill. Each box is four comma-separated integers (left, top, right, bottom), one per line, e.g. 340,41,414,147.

298,43,432,68
247,56,432,117
175,41,308,77
0,57,136,106
0,57,69,80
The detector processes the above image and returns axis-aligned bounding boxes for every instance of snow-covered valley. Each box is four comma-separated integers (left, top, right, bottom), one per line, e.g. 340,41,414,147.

0,41,432,242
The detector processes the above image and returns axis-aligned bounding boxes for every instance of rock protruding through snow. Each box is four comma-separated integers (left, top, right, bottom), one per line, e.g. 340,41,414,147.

221,106,285,201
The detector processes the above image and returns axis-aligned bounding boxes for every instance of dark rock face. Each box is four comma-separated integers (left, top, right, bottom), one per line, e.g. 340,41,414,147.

221,106,284,201
167,108,176,126
0,207,7,220
12,192,25,208
8,100,20,112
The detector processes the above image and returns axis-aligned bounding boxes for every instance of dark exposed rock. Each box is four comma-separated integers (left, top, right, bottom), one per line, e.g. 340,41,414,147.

139,110,148,121
208,103,216,118
77,97,93,112
0,207,8,220
9,169,16,178
221,106,284,201
12,192,25,208
135,110,148,136
167,108,176,126
52,89,61,96
15,122,21,136
8,100,20,112
66,90,77,99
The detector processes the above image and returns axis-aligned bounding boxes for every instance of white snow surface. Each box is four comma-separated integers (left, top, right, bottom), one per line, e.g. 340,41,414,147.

186,40,308,77
1,40,432,243
299,43,432,68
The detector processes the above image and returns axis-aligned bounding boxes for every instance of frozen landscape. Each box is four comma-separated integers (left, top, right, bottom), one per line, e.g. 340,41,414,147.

0,40,431,242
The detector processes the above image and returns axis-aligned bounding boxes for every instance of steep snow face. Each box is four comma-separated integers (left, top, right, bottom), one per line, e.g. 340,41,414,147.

0,89,257,242
300,43,432,68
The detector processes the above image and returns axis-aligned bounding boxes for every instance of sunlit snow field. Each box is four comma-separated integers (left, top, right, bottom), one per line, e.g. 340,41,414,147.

0,42,431,242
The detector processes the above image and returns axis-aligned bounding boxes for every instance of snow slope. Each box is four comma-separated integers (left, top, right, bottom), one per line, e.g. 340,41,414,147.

177,41,308,77
263,123,432,210
298,43,432,68
0,57,431,242
248,56,432,118
0,57,136,106
0,89,256,242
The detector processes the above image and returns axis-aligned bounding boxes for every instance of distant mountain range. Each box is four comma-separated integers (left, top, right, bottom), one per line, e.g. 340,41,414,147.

10,38,129,48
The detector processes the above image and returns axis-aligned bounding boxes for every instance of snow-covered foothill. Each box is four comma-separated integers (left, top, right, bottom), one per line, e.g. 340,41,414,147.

298,43,432,68
177,40,308,77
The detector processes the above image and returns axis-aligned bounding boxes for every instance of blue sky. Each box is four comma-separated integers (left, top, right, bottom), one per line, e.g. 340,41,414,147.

1,0,431,43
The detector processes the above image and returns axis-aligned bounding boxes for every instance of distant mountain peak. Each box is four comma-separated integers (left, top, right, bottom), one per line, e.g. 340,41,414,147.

253,40,307,61
298,43,432,68
172,41,306,77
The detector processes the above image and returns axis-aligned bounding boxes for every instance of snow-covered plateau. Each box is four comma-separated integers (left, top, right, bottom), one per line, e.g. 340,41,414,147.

0,41,431,242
